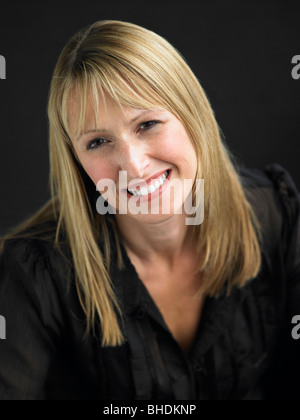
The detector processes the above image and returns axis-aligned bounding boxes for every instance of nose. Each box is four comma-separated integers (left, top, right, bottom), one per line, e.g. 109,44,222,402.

118,141,150,180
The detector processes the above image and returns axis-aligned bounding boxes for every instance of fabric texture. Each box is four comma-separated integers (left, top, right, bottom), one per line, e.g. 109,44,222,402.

0,163,299,400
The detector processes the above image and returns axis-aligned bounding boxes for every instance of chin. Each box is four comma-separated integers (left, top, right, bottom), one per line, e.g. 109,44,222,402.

126,204,185,225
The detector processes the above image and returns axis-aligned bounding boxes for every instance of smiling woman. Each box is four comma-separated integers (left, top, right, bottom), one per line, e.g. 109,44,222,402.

0,20,299,400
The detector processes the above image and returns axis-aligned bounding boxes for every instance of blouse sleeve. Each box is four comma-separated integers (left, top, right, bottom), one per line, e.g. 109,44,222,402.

0,239,61,400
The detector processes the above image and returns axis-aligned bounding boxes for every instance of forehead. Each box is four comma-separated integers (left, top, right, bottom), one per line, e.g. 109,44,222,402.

66,84,161,141
67,85,167,141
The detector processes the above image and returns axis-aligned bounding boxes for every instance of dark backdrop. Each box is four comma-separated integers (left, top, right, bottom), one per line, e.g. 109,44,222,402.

0,0,300,234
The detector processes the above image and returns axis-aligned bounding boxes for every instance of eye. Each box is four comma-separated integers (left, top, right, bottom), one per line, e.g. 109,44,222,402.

139,120,160,131
87,138,108,151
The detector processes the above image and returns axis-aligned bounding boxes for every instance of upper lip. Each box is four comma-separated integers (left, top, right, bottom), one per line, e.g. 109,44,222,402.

127,169,170,190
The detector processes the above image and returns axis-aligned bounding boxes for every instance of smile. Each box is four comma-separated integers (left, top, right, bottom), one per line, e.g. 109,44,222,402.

127,170,170,197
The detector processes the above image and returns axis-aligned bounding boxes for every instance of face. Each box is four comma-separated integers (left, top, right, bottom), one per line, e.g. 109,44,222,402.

69,92,198,224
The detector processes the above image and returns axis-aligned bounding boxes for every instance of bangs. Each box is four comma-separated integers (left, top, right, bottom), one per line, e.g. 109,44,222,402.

61,63,170,142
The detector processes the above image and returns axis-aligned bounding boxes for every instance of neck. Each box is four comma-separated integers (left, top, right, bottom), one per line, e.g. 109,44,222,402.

115,213,194,269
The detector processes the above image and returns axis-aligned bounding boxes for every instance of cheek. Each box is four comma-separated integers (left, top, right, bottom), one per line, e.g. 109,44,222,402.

156,138,179,162
158,129,197,175
79,156,118,186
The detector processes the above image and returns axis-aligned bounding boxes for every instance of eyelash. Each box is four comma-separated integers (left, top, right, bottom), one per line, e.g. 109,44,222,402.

86,120,160,151
139,120,160,131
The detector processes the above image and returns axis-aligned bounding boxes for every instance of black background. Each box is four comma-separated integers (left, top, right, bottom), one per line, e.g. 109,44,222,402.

0,0,300,234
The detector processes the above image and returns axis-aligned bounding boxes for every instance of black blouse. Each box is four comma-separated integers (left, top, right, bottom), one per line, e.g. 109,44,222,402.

0,163,299,400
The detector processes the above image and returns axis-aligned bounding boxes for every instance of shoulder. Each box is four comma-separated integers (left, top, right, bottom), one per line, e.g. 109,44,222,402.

239,162,299,201
2,220,65,270
239,162,299,223
0,220,73,315
238,162,300,260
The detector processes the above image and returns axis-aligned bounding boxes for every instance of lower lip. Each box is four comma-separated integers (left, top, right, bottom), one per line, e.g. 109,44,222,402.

126,170,172,202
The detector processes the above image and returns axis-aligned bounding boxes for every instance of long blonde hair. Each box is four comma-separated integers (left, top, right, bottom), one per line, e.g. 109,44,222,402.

0,20,261,346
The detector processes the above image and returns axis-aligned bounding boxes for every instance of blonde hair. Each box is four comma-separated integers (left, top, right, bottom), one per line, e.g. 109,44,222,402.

0,20,261,346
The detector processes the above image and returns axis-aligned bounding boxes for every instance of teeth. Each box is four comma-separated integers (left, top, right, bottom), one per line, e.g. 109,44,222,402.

140,188,149,196
128,170,169,197
148,185,156,194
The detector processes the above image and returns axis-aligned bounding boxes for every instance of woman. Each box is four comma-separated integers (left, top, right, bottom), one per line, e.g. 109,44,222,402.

0,20,299,400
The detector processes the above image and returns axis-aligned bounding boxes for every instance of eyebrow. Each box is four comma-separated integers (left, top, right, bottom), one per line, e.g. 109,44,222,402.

77,109,156,141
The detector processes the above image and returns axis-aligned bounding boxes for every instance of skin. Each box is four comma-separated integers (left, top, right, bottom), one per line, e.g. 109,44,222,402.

69,92,204,350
